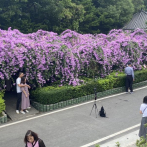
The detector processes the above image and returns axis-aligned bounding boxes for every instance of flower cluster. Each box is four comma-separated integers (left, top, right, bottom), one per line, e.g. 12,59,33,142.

0,28,147,88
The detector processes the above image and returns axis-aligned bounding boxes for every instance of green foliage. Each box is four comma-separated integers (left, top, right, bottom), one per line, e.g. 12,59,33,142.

52,0,85,32
0,90,5,115
115,142,120,147
31,77,114,104
107,73,126,88
96,0,134,33
136,136,147,147
73,0,100,34
132,0,144,13
0,0,146,34
95,144,100,147
144,0,147,11
31,69,147,105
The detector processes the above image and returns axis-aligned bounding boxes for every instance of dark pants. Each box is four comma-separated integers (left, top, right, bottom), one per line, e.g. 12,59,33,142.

126,75,133,92
16,92,22,110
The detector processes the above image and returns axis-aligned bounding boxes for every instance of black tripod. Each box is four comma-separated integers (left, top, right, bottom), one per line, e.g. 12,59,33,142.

90,88,99,118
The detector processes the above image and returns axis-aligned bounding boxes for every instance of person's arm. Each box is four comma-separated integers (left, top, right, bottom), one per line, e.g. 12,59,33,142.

23,90,28,98
21,87,28,97
131,68,134,81
124,68,126,74
26,85,31,89
140,104,143,114
17,78,25,87
18,84,25,87
27,86,30,95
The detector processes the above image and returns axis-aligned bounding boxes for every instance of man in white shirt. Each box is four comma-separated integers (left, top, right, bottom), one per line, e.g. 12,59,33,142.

16,72,30,114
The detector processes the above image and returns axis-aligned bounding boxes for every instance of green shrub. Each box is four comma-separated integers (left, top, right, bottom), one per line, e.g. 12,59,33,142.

108,69,147,88
0,90,5,115
115,142,121,147
113,75,126,88
136,136,147,147
31,78,114,105
31,69,147,105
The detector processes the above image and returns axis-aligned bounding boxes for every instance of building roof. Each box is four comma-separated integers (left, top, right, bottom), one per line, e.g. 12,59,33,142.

123,10,147,30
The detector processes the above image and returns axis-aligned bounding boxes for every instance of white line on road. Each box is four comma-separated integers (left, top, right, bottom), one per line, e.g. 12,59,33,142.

80,124,140,147
0,86,146,129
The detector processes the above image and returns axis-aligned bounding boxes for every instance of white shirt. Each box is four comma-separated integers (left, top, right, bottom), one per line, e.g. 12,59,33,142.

16,77,21,93
140,103,147,117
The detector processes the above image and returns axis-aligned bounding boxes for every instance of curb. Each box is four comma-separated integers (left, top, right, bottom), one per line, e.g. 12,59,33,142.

0,111,7,124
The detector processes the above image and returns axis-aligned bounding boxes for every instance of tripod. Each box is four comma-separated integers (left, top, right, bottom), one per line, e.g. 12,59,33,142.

90,88,99,118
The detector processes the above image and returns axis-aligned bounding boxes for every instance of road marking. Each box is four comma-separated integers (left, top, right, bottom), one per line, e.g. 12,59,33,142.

80,124,140,147
0,86,146,129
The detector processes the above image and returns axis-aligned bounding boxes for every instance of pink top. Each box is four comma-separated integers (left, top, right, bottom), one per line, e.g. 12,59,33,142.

27,141,39,147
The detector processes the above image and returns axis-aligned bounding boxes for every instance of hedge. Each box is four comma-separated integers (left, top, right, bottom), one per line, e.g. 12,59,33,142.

31,69,147,105
0,90,5,115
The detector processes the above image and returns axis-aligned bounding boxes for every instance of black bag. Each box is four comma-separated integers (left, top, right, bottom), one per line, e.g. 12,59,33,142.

99,106,106,117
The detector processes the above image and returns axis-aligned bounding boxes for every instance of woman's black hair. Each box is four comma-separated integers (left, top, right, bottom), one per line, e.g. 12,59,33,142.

143,96,147,104
21,77,26,84
24,130,39,143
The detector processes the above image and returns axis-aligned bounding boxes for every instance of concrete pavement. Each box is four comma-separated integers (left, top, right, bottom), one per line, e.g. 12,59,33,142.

4,92,39,121
0,87,146,147
98,130,139,147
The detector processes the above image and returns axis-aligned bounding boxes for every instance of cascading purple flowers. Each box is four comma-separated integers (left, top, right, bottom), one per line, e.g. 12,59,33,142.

0,28,147,88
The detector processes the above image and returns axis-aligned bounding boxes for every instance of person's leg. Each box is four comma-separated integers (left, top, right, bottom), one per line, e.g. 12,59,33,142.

126,76,129,92
128,76,131,92
129,76,133,92
16,93,22,110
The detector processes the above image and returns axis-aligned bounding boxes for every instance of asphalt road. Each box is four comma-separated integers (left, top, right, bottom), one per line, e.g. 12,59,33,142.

0,88,146,147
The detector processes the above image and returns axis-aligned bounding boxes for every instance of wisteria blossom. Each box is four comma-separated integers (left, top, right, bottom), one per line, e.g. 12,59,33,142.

0,28,147,88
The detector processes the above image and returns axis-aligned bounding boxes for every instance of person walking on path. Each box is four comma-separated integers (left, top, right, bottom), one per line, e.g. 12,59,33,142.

16,72,30,114
125,62,134,94
139,96,147,138
21,77,31,113
24,130,46,147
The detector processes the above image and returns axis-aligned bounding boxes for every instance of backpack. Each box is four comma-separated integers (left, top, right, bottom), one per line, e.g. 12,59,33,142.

99,106,106,117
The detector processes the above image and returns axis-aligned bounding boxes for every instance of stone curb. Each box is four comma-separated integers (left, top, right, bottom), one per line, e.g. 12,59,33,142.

0,111,7,124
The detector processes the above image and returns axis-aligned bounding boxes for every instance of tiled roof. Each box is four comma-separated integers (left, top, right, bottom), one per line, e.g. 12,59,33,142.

123,10,147,30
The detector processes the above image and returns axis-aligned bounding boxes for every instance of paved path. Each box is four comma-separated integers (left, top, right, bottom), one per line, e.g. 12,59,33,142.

0,87,146,147
4,92,39,121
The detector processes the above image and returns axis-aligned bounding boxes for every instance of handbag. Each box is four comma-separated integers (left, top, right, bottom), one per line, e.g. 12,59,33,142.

99,106,106,117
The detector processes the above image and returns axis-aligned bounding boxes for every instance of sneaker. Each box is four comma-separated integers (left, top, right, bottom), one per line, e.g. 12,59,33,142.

27,107,31,109
25,110,29,113
20,111,25,114
16,110,19,114
130,92,133,94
